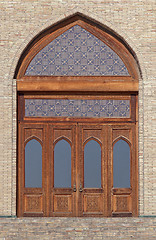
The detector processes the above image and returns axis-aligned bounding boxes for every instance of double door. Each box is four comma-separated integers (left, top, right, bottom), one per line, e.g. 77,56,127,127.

18,122,137,217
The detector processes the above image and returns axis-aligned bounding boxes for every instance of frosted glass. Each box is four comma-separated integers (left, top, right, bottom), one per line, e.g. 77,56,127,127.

25,25,129,76
25,139,42,188
84,140,101,188
113,139,130,188
25,99,130,118
54,139,71,188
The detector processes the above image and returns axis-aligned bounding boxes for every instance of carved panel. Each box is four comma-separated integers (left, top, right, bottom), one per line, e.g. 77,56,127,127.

54,129,72,143
83,194,102,213
113,129,130,142
54,195,72,212
112,195,132,213
83,129,102,143
24,128,43,142
24,195,43,213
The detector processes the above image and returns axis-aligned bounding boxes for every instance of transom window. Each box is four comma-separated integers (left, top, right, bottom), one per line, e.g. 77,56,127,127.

25,25,129,76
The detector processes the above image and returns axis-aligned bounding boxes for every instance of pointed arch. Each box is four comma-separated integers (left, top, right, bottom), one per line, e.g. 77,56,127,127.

54,138,71,188
24,135,43,146
17,12,138,217
54,136,72,146
84,136,102,147
15,13,139,93
113,135,131,147
84,138,102,188
25,138,42,188
113,138,131,188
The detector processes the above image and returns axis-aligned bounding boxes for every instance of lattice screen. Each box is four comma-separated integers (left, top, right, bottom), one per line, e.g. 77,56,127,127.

25,99,130,118
25,25,129,76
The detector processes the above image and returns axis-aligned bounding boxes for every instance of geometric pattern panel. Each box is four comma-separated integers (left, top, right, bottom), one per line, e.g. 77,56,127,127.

25,25,129,76
25,99,130,118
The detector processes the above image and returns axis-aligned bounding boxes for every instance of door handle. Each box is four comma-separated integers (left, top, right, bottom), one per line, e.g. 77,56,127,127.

73,184,77,192
79,183,83,192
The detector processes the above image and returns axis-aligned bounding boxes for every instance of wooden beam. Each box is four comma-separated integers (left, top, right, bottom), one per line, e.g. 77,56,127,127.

17,80,138,92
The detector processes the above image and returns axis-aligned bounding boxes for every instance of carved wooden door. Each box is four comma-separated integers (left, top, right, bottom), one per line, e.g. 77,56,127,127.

18,122,77,217
48,123,77,216
18,123,47,217
107,123,137,217
77,124,107,217
18,121,137,217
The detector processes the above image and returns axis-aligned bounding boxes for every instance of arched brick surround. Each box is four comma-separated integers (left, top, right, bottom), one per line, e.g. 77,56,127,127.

2,6,152,217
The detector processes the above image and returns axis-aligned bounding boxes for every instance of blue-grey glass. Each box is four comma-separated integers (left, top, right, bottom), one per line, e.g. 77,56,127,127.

25,99,130,118
54,139,71,188
25,139,42,188
84,140,101,188
25,25,129,76
113,139,130,188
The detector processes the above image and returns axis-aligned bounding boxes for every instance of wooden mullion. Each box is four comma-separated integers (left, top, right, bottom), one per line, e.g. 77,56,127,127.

107,125,113,217
44,124,50,216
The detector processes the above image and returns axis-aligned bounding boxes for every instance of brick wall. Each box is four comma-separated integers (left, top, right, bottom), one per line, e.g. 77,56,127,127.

0,217,156,239
0,0,156,216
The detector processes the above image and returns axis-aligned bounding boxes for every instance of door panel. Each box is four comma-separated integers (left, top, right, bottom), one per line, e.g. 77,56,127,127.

108,124,137,217
18,122,137,217
18,123,47,217
78,124,107,216
49,124,77,216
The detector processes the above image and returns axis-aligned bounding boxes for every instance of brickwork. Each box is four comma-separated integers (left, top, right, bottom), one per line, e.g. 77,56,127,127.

0,217,156,239
0,0,156,217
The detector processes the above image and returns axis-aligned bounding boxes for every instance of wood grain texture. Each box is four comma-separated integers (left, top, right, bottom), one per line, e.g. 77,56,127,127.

17,79,138,92
18,121,137,217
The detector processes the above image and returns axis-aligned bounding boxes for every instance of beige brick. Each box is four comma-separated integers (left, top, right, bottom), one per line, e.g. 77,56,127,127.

0,0,155,216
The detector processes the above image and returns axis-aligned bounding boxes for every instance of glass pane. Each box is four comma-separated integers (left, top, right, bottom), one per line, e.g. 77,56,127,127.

84,140,101,188
54,139,71,188
25,139,42,188
113,139,130,188
25,99,130,118
25,25,129,76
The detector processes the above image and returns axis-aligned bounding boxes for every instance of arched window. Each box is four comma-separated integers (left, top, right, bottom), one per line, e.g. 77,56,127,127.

15,14,139,91
25,24,129,77
113,139,130,188
54,139,71,188
25,139,42,188
84,139,101,188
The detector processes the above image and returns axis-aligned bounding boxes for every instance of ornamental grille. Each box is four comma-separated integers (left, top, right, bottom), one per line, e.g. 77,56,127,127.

25,25,129,76
25,99,130,118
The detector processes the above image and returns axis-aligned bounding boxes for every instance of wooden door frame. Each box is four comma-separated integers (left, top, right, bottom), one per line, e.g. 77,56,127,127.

16,14,139,217
17,92,138,217
17,122,48,217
